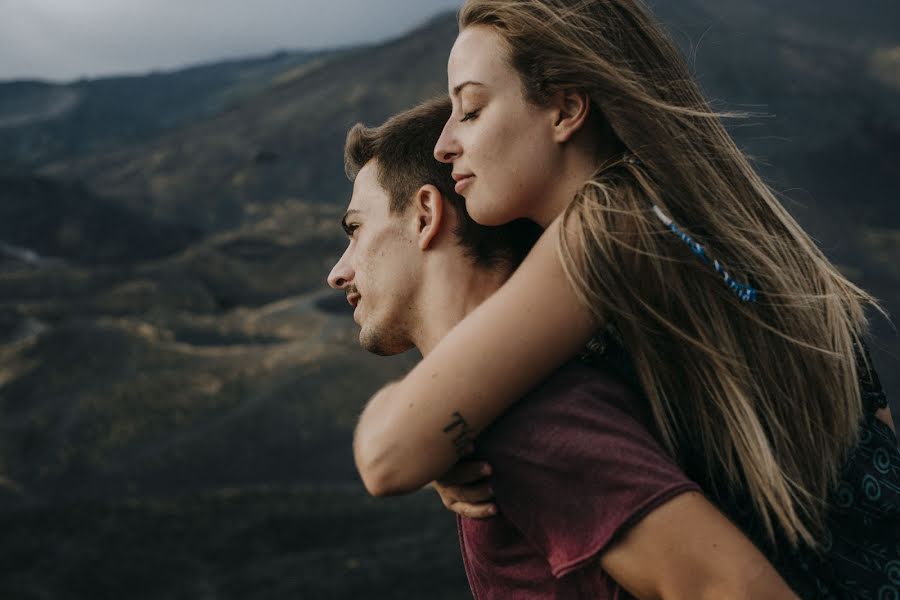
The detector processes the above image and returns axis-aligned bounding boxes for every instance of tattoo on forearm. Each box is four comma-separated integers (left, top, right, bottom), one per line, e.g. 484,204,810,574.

442,411,475,457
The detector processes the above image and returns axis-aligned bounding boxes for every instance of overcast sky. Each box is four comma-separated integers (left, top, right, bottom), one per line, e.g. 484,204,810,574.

0,0,464,82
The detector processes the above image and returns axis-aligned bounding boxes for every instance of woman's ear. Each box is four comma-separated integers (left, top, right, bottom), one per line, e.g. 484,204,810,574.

551,89,591,143
413,184,445,250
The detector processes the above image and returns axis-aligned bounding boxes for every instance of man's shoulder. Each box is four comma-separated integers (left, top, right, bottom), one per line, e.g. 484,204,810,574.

479,360,646,446
524,360,635,414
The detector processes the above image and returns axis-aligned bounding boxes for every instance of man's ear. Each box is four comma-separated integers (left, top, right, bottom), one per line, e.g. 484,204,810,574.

412,184,445,251
550,88,591,143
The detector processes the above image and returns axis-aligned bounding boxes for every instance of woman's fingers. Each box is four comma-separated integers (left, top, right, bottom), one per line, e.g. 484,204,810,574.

437,460,492,486
432,460,498,519
439,481,494,504
447,501,498,520
431,479,498,519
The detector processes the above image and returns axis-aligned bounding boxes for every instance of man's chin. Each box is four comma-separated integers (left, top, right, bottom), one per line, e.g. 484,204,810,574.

366,345,401,357
359,328,410,356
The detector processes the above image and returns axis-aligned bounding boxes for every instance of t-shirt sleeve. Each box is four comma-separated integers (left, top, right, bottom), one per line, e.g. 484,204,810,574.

479,365,702,578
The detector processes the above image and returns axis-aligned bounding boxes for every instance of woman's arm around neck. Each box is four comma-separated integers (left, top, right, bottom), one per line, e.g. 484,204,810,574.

353,217,598,495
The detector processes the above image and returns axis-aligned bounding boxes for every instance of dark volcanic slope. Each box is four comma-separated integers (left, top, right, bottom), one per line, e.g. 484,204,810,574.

0,50,333,167
0,174,201,265
43,15,458,231
0,198,415,504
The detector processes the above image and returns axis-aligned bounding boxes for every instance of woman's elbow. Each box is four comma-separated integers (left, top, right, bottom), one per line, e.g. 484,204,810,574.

357,466,420,497
352,381,448,496
353,429,422,497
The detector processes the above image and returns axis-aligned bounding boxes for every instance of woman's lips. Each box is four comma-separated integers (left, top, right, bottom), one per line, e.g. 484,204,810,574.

453,174,474,195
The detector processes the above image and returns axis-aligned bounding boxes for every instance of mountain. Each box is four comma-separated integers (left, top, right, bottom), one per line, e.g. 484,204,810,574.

0,49,336,168
0,174,201,265
40,14,458,231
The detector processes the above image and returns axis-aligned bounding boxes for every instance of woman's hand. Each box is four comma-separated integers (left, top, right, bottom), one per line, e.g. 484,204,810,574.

431,460,497,519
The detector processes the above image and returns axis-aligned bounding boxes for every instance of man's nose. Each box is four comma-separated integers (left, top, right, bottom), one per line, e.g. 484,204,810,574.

434,120,460,164
327,254,353,290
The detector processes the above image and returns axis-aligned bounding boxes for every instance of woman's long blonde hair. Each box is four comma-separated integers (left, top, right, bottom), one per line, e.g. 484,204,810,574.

461,0,882,550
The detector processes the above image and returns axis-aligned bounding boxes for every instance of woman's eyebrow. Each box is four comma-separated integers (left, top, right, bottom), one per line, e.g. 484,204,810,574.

451,80,486,97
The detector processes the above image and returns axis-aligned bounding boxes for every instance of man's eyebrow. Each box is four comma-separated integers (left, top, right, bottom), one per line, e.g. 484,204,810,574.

341,209,362,234
451,80,486,97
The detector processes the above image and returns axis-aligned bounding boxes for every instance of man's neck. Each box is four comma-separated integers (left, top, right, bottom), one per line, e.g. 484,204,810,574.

411,257,510,356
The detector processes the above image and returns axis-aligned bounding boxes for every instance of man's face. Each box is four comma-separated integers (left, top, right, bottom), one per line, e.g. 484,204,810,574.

327,161,420,356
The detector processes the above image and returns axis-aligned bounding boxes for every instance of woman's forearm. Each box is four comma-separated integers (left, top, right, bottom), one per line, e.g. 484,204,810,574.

354,378,488,496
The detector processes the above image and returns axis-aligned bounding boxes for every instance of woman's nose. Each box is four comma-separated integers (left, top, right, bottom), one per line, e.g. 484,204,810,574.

434,121,460,164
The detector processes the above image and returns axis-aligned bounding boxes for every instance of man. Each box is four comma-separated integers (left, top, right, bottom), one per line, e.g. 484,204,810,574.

327,98,797,599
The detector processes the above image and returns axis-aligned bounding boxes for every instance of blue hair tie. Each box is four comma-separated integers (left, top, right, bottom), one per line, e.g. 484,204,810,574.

650,205,758,302
622,154,758,303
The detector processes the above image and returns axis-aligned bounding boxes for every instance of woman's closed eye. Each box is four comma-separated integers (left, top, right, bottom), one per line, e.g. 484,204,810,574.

461,109,480,122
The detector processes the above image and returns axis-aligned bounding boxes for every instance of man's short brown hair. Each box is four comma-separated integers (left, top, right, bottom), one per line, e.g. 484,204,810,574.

344,97,541,268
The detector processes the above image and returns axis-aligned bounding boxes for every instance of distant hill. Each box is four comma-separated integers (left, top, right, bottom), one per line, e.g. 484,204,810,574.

0,174,201,265
0,195,416,501
0,49,336,167
41,14,458,231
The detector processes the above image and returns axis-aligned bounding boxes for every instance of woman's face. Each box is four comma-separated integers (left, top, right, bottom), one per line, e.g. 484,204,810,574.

434,25,563,226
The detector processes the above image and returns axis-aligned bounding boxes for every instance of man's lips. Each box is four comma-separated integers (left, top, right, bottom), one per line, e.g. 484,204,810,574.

452,172,474,194
346,292,360,308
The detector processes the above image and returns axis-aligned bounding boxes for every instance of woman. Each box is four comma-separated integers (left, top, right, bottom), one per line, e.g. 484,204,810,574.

354,1,900,597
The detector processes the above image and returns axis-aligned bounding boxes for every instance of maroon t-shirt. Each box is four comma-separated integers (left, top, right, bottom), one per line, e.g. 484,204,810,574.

457,361,701,599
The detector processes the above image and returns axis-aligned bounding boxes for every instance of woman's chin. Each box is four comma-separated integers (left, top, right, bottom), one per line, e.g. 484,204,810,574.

466,198,514,227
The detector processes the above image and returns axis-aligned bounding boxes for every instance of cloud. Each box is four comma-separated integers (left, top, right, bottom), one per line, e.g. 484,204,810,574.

0,0,462,82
